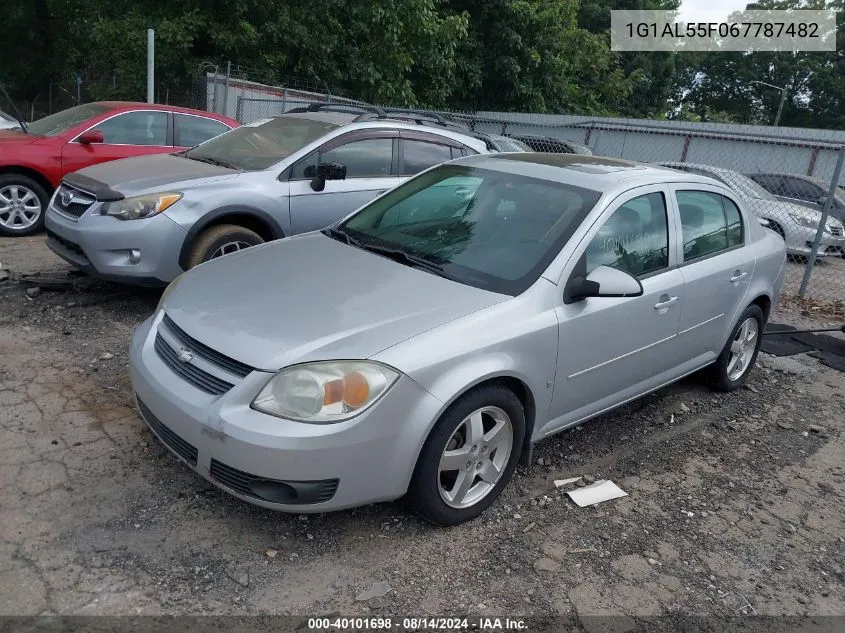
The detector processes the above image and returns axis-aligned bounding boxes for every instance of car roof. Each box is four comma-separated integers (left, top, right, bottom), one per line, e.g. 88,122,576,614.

455,153,721,190
276,111,488,153
93,101,239,125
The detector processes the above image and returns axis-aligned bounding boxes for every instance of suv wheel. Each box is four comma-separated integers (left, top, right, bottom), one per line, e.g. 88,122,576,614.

406,384,525,525
187,224,264,268
0,174,49,237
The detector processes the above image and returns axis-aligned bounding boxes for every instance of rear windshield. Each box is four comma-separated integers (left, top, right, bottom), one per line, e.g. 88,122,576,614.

27,103,110,136
184,116,339,170
339,165,602,295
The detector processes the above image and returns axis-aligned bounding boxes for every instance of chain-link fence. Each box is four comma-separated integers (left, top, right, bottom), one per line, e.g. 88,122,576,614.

187,69,845,305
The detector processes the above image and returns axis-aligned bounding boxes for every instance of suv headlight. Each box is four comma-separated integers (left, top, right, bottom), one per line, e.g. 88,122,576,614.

102,193,182,220
788,213,819,229
252,361,400,423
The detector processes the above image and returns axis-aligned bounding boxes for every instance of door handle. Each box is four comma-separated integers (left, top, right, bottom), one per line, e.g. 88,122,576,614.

730,271,748,283
654,296,679,310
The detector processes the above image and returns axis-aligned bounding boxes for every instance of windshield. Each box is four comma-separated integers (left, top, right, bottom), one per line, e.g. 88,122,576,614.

184,116,339,170
26,103,110,136
337,165,602,295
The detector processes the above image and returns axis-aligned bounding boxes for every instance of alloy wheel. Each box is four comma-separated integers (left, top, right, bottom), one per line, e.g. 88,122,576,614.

0,184,42,230
727,317,759,381
437,406,514,509
209,240,253,259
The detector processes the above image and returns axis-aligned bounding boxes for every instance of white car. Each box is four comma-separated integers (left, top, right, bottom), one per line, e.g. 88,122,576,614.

0,109,23,131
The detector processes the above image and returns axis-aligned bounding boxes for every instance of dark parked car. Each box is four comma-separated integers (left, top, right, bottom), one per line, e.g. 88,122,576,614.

508,135,593,155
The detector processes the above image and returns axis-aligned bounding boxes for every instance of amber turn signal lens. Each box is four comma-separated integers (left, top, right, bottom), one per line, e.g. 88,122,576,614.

342,371,370,408
323,378,344,405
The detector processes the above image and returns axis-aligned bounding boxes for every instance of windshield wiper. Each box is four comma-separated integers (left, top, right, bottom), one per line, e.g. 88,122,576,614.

356,242,453,279
185,155,238,170
322,226,364,248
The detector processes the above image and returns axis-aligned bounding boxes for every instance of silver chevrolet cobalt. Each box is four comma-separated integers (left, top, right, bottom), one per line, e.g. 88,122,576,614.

129,154,786,525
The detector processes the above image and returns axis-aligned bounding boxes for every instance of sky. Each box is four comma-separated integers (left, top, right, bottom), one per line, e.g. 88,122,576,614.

677,0,753,23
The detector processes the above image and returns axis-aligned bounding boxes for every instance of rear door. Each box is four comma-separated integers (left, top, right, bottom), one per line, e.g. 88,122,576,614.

671,186,754,363
287,130,401,234
62,110,173,175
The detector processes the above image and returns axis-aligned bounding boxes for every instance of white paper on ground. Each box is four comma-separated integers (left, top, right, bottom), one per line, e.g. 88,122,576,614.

566,480,628,507
554,476,583,488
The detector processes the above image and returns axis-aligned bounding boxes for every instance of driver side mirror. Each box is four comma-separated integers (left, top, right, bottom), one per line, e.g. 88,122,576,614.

78,130,104,144
306,161,347,192
563,265,643,304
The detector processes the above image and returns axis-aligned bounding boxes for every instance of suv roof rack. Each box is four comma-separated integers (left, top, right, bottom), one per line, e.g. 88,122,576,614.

285,103,471,133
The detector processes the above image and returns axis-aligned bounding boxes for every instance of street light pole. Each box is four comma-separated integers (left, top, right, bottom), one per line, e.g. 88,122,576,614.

751,80,788,127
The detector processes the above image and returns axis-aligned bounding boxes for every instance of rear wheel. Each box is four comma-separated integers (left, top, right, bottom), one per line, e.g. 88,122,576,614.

0,174,49,237
186,224,264,268
406,384,525,525
706,304,765,392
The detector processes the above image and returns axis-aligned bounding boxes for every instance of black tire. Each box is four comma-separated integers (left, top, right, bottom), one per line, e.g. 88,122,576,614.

0,174,49,237
706,304,765,392
186,224,264,268
405,384,525,526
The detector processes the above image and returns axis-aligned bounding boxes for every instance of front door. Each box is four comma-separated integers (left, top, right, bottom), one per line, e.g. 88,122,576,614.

546,186,686,434
62,110,173,176
288,134,402,234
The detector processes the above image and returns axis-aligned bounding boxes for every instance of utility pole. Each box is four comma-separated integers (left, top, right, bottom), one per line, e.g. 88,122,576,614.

751,80,788,127
147,29,155,103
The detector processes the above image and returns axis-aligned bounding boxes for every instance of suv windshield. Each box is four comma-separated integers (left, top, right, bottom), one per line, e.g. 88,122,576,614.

336,165,601,295
184,116,339,170
27,103,110,136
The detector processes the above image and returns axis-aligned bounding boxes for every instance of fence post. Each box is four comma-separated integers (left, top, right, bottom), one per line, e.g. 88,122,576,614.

222,61,231,117
798,145,845,297
146,29,155,103
235,96,243,123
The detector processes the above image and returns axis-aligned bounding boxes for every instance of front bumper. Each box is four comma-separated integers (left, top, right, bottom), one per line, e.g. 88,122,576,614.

128,314,444,512
45,203,187,285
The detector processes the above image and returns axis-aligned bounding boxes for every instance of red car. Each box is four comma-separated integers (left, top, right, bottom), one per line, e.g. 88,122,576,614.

0,102,239,236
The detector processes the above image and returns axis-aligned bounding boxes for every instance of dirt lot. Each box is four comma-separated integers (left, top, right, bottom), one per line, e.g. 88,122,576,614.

1,237,844,629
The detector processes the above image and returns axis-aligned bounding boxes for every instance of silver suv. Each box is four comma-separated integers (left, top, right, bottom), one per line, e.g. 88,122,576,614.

45,105,488,285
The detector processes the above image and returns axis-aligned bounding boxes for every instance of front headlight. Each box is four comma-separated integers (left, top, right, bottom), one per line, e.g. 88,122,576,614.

102,192,182,220
789,213,819,229
252,361,400,423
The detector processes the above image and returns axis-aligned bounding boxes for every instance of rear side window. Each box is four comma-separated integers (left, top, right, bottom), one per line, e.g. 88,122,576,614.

722,196,744,247
176,114,230,147
677,190,743,261
402,140,453,175
94,111,168,146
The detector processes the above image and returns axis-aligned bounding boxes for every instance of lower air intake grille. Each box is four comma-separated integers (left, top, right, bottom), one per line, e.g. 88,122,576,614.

137,398,198,466
209,459,338,505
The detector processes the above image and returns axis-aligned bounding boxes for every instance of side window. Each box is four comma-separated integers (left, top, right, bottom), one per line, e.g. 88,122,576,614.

176,114,229,147
722,196,744,247
676,191,730,261
92,111,168,146
292,138,393,179
402,140,453,176
584,192,669,278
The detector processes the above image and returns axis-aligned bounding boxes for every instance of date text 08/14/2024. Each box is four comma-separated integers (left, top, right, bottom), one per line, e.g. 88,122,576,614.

306,617,529,631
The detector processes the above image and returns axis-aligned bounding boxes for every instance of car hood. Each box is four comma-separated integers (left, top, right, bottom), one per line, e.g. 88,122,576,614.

75,154,239,196
162,232,508,371
0,130,43,145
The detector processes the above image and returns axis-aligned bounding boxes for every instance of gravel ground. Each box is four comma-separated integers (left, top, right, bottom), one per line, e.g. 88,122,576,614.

1,237,844,630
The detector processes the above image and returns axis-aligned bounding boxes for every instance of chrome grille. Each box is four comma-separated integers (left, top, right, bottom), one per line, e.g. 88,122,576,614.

830,226,843,237
160,314,253,378
154,333,234,395
52,184,96,220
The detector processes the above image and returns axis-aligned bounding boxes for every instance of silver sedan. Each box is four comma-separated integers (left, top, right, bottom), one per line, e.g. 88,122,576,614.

129,154,786,525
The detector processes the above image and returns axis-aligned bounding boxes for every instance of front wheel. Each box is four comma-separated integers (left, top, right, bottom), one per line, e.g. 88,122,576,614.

0,174,49,237
186,224,264,269
405,384,525,525
706,304,765,392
